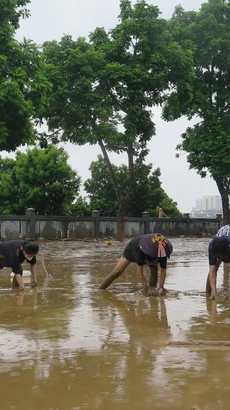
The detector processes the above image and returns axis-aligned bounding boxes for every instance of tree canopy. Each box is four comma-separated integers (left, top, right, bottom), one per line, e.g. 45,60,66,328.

84,155,181,217
4,0,227,228
40,0,191,238
0,0,50,151
0,146,81,215
163,0,230,222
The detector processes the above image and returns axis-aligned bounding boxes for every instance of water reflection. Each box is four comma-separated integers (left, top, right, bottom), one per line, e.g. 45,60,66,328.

0,238,230,409
101,294,170,344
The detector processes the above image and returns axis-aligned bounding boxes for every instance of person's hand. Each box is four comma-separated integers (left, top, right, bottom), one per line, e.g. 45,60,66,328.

31,280,37,288
211,293,216,300
157,286,165,296
147,287,158,296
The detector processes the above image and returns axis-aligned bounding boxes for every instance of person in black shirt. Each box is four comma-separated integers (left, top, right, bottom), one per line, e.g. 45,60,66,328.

207,225,230,299
0,240,39,290
99,233,173,295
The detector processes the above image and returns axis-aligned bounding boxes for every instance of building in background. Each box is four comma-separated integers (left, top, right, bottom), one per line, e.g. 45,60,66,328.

191,195,222,218
201,195,222,211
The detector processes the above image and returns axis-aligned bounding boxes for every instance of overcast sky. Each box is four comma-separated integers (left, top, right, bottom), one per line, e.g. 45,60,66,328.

16,0,219,213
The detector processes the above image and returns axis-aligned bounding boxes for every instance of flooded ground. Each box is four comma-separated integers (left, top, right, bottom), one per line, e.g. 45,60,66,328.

0,237,230,410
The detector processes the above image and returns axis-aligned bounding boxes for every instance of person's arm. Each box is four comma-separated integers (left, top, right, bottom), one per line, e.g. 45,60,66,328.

30,263,38,287
14,274,25,290
154,268,167,295
157,257,168,295
208,264,218,299
12,262,24,290
136,265,148,293
159,268,166,288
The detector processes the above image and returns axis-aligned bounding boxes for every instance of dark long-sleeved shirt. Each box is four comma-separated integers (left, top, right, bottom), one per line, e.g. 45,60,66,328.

0,240,36,274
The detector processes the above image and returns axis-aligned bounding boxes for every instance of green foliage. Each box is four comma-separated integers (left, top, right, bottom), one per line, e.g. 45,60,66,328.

178,118,230,180
84,155,181,217
160,197,181,218
84,156,123,216
0,157,16,214
0,0,30,35
42,35,116,145
70,196,91,216
0,146,81,215
164,0,230,221
0,0,50,151
41,0,190,238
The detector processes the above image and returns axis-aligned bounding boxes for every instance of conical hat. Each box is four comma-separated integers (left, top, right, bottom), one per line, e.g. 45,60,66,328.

139,233,173,258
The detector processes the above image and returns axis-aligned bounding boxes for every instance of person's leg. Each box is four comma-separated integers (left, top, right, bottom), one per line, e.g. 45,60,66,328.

12,275,19,288
99,257,131,289
148,265,158,287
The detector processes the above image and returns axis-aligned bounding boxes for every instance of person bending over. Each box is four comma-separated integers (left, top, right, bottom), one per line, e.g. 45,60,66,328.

207,227,230,299
99,233,173,295
0,240,39,291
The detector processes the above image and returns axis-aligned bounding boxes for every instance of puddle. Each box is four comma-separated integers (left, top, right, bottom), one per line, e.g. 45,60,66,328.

0,237,229,410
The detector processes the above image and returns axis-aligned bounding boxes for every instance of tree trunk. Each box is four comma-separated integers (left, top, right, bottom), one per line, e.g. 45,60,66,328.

116,205,126,242
215,178,230,225
222,195,230,225
98,139,136,242
115,146,136,241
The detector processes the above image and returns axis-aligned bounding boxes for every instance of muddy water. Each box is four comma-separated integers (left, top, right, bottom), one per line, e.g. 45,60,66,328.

0,237,230,410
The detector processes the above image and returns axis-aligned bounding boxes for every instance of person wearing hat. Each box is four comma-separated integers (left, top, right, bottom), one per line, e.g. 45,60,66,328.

99,233,173,295
0,239,39,290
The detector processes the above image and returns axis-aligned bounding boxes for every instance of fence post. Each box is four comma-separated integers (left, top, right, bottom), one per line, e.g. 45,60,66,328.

183,213,190,235
61,221,68,238
25,208,36,239
142,211,150,234
91,210,100,238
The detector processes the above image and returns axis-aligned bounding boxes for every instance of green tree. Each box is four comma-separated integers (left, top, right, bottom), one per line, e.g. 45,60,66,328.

0,156,17,214
70,196,91,216
0,0,50,151
163,0,230,223
84,155,181,217
0,146,81,215
41,0,192,240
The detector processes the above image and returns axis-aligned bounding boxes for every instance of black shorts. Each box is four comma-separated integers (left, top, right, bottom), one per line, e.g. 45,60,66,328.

153,257,167,269
123,248,136,263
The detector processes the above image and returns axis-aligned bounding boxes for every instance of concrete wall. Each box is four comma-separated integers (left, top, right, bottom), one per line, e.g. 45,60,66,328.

0,209,223,240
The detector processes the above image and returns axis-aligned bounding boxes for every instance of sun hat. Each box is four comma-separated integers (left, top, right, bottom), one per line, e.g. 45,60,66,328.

139,233,173,258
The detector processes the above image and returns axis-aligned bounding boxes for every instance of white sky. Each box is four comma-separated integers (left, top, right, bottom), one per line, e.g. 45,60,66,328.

15,0,219,213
